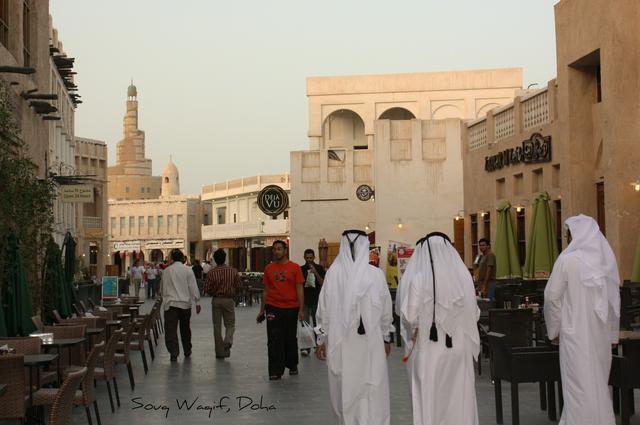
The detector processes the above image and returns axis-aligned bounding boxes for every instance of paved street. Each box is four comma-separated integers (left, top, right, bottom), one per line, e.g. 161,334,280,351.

73,299,640,425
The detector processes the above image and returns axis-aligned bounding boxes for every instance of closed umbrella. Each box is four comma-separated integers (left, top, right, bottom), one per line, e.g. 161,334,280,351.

4,231,34,336
62,232,77,309
523,192,559,280
631,236,640,282
495,201,522,279
0,303,7,337
43,239,72,322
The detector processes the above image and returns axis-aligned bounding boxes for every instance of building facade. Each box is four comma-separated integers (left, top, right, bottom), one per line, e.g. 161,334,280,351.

74,137,108,280
461,0,640,278
201,174,290,271
107,83,161,201
290,69,524,269
108,159,209,274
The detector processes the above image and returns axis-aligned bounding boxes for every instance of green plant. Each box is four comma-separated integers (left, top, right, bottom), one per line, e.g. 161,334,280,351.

0,80,56,314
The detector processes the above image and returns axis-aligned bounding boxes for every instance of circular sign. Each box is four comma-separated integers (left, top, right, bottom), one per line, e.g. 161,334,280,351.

356,184,374,201
257,185,289,217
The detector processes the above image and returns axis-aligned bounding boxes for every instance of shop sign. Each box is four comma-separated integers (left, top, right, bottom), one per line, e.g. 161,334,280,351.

113,240,141,251
144,239,184,249
61,185,94,203
485,133,552,172
257,185,289,218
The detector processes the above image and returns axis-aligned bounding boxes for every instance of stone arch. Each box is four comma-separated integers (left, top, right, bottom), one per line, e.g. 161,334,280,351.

378,107,416,120
322,109,366,149
476,103,501,118
432,104,462,120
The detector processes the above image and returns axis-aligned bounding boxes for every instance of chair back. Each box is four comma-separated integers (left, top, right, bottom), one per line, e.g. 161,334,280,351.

0,354,25,420
87,299,97,310
0,337,41,354
489,308,534,347
120,323,135,361
31,315,44,332
44,325,87,365
93,310,116,321
78,301,89,313
621,339,640,387
52,310,63,323
79,343,102,405
102,329,122,379
487,332,512,380
49,367,86,425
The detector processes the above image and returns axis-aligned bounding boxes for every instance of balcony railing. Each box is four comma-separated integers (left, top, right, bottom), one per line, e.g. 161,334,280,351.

82,216,103,229
201,219,290,240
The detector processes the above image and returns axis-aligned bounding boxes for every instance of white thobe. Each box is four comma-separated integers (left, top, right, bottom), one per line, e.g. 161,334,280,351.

403,273,480,425
316,268,393,425
545,255,618,425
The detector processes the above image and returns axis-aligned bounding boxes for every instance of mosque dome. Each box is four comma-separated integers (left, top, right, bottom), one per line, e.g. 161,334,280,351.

161,157,180,197
127,83,137,97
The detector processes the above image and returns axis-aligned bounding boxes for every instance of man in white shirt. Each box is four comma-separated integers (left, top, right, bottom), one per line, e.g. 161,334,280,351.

130,261,145,299
161,249,202,362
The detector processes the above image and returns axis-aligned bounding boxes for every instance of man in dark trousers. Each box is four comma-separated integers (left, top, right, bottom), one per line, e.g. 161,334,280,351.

300,248,325,356
161,249,201,362
257,240,304,380
204,249,241,359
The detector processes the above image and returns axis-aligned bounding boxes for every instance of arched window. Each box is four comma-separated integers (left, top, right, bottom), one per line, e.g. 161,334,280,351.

322,109,366,149
379,107,415,120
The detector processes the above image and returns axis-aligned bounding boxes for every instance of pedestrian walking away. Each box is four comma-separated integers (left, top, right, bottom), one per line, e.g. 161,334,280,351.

300,248,325,356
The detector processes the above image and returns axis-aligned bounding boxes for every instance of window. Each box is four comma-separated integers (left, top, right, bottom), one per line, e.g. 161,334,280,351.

22,1,30,67
203,213,210,225
516,208,526,266
148,216,153,235
532,168,543,193
514,173,524,196
217,207,226,224
119,217,125,236
496,178,505,199
167,215,173,233
157,216,164,234
140,187,145,193
0,0,9,47
283,210,289,220
552,165,560,189
110,217,116,237
129,216,134,235
177,214,184,232
147,187,151,193
483,212,491,240
164,177,169,183
125,186,130,193
233,213,237,223
554,200,562,252
138,216,144,234
470,214,478,260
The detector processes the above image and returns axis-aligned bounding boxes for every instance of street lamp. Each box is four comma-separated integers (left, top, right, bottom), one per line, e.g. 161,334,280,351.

397,219,404,230
631,178,640,192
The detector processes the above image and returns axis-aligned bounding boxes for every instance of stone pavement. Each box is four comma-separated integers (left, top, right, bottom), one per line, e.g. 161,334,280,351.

71,299,639,425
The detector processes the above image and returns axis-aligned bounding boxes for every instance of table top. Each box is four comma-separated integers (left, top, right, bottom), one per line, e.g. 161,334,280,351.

619,331,640,341
86,328,104,335
42,337,86,347
23,353,58,366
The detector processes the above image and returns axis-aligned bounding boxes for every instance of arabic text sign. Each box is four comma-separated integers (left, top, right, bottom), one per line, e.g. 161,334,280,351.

61,185,94,203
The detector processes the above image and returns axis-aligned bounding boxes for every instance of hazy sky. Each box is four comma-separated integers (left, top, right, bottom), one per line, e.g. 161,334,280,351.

50,1,559,195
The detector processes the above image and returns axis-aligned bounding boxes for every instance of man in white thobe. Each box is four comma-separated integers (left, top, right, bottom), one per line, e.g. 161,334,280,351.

544,214,620,425
315,230,393,425
399,232,480,425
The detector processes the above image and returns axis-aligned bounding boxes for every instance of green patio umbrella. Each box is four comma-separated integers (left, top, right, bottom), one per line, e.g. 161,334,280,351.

631,236,640,282
43,238,72,322
4,231,35,336
494,201,522,279
62,232,77,310
523,192,559,280
0,298,7,338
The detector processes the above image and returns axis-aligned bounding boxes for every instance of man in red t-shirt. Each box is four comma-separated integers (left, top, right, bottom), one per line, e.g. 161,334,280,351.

257,240,304,380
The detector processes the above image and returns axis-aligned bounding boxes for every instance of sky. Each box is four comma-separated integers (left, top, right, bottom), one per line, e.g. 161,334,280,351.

50,0,559,195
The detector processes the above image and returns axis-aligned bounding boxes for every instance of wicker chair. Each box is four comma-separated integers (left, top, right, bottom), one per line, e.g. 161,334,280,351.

0,354,27,422
114,323,136,390
60,317,107,348
0,337,57,388
44,325,87,366
94,329,122,413
92,310,116,321
48,367,86,425
33,344,103,425
129,314,153,374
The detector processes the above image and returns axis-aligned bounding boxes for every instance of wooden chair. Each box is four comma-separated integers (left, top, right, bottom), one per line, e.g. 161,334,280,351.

488,332,561,425
0,354,26,423
94,330,122,413
48,367,86,425
610,339,640,425
114,323,136,390
34,344,103,425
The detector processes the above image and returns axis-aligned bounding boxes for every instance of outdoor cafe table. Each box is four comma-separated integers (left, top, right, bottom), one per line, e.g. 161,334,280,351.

23,353,58,408
41,337,85,382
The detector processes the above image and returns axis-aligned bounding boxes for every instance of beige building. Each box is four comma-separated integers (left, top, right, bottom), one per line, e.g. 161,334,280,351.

0,0,53,176
108,159,209,274
462,0,640,278
291,69,524,269
201,174,290,271
107,83,161,201
74,137,108,279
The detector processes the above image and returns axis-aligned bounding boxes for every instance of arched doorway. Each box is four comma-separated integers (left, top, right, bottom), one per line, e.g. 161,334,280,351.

379,107,415,120
322,109,366,149
150,249,164,263
112,251,123,276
